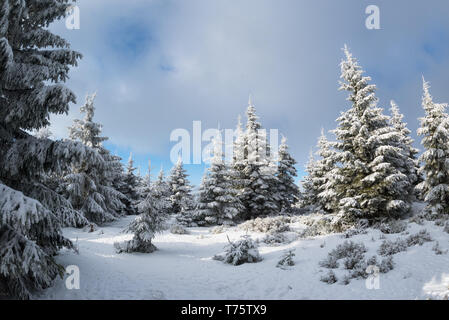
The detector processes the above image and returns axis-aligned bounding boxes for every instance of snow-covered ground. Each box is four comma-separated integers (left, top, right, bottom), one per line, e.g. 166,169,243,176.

37,212,449,300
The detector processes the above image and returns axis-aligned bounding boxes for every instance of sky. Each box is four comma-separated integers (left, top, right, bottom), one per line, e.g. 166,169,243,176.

48,0,449,186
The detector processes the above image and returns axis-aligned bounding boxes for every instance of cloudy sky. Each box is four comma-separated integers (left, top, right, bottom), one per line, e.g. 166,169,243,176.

48,0,449,185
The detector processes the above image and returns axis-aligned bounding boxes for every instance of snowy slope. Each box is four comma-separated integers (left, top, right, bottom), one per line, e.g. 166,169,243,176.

38,211,449,300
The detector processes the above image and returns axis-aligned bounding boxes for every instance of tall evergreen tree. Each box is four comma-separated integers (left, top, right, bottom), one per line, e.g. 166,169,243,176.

387,100,420,199
63,93,127,224
137,160,152,202
232,115,247,191
0,0,103,299
276,136,299,212
416,79,449,216
300,130,338,213
239,97,279,219
153,167,171,213
196,134,244,225
389,100,420,188
109,153,130,209
315,130,339,213
30,128,90,227
390,101,419,162
167,157,194,214
120,153,140,208
331,46,412,223
299,150,320,210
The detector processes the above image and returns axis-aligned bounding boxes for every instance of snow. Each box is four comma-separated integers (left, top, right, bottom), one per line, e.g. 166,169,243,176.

37,210,449,300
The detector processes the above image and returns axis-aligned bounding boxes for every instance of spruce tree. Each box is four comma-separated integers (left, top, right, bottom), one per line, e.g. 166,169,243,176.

300,130,338,213
137,160,152,202
239,97,279,219
276,136,299,212
100,149,129,216
232,115,247,191
120,153,140,210
167,157,194,214
153,167,171,213
196,134,244,225
0,0,102,299
416,79,449,216
68,92,107,148
29,128,90,227
331,46,412,223
299,150,320,210
115,186,166,254
63,93,127,224
315,130,339,213
109,153,131,210
117,160,171,253
389,100,420,192
151,167,171,214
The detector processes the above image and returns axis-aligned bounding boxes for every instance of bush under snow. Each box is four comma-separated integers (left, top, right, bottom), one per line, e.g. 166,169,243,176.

378,238,408,256
377,220,408,234
320,270,338,284
170,224,189,235
276,250,296,268
377,229,433,257
320,240,395,284
213,235,262,266
298,214,347,238
406,229,432,246
239,216,292,234
261,232,295,246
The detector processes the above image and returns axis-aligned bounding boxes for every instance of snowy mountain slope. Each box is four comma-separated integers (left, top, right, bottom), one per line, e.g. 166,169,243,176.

38,209,449,300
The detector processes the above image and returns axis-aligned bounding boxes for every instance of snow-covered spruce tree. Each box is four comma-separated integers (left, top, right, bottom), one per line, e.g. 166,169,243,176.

99,149,129,216
0,0,106,299
151,168,172,214
195,134,244,225
68,93,107,148
136,160,152,202
416,79,449,216
239,97,280,219
167,157,194,214
300,130,338,213
63,93,127,224
153,167,172,214
119,153,140,212
116,160,172,253
232,114,248,191
115,185,167,254
389,100,420,194
389,100,422,201
315,130,339,213
28,129,90,227
299,150,319,210
331,46,413,223
276,136,299,213
108,152,132,211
